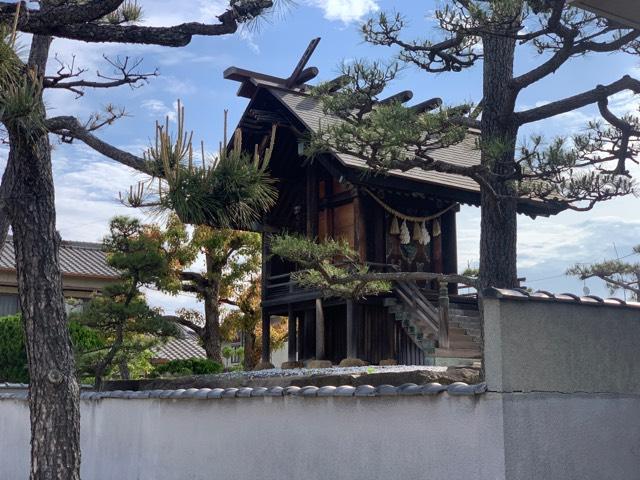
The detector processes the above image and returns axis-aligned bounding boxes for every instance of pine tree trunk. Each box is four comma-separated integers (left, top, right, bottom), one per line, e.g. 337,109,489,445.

3,34,81,480
243,331,257,370
5,105,81,480
202,290,223,364
478,23,521,291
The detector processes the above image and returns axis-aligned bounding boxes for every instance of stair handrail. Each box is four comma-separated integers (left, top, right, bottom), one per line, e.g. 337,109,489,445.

438,280,450,349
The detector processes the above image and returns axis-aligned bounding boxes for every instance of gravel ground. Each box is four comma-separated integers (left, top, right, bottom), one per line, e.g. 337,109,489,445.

216,364,449,380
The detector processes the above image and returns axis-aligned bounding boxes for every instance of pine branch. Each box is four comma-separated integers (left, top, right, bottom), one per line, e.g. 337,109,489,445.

515,75,640,125
45,115,153,174
0,0,126,28
3,1,274,47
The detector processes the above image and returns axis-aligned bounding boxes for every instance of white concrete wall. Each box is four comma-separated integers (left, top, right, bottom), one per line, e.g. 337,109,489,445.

2,392,640,480
0,394,504,480
484,297,640,394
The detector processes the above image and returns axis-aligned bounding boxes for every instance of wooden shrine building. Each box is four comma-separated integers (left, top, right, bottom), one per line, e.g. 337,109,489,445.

225,39,556,367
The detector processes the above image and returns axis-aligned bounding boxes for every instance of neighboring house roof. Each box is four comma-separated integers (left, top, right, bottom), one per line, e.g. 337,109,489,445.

151,326,206,363
0,237,119,279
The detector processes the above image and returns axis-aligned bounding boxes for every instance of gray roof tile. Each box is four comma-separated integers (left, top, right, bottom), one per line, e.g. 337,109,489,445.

151,326,207,362
0,381,488,401
0,237,119,278
485,288,640,309
269,87,482,193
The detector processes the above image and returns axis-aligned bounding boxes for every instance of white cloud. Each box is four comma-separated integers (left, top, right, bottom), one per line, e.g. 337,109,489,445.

307,0,379,24
141,99,177,121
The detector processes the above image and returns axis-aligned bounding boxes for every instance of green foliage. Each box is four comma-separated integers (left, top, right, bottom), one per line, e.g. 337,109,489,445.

138,105,278,230
568,246,640,300
270,234,391,299
222,345,244,361
0,315,28,383
152,358,223,377
73,217,180,385
518,127,637,204
307,60,468,173
101,1,143,25
0,315,107,383
0,25,44,137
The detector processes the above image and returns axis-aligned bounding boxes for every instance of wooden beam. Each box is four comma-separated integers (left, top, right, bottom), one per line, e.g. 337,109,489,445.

441,208,459,295
286,37,321,88
288,305,297,362
379,90,413,105
295,66,319,85
410,97,442,113
346,299,357,359
324,74,350,93
261,309,271,364
306,163,319,238
315,298,325,360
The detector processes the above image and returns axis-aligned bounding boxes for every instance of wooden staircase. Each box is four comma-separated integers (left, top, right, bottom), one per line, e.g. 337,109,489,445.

384,281,482,366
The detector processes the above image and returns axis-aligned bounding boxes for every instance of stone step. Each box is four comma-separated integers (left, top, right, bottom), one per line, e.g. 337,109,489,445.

449,339,481,350
449,327,481,336
449,308,480,317
450,324,481,333
450,314,480,323
434,348,482,359
449,333,481,345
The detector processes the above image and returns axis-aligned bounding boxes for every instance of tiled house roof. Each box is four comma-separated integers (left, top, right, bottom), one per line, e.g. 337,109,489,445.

0,237,119,279
151,326,206,363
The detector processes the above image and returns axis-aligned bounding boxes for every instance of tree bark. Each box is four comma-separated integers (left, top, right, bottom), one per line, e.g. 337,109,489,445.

478,22,521,291
202,289,223,363
4,39,81,480
2,33,81,480
243,330,257,370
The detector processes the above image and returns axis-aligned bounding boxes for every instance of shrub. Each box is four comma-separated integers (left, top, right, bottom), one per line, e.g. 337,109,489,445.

153,358,223,377
0,314,105,383
0,315,28,383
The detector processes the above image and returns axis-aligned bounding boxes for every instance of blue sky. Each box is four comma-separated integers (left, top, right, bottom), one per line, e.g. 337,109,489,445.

3,0,639,312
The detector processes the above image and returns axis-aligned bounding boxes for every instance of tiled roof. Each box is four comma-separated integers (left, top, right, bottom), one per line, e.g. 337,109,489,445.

151,326,206,362
0,381,487,400
484,288,640,309
269,87,482,193
0,237,119,279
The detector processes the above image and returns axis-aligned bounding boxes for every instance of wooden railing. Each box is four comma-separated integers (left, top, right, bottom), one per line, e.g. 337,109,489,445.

266,263,474,351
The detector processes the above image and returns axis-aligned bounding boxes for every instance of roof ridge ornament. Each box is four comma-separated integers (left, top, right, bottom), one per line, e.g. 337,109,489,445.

285,37,321,88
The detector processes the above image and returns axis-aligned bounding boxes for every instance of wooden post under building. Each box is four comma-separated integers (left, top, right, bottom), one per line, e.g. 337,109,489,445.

315,298,325,360
346,299,356,359
287,305,297,363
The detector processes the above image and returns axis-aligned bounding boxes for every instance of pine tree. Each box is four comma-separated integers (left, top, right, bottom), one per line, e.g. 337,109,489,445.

72,217,178,389
307,1,640,290
0,1,276,477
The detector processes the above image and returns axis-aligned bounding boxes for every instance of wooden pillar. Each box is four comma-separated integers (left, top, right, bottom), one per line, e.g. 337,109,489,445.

315,298,325,360
306,163,318,238
261,309,271,364
353,192,367,261
287,305,297,362
432,222,444,274
297,315,303,361
442,207,459,295
346,299,357,359
303,309,315,360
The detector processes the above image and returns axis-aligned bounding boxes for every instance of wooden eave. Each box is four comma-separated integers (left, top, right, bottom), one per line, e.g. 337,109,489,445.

230,86,565,217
